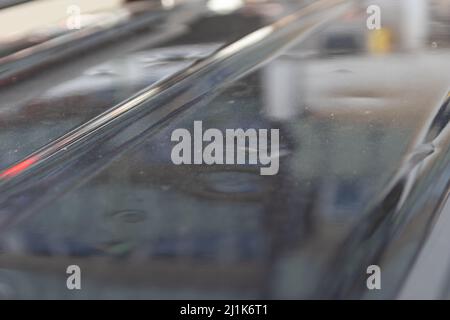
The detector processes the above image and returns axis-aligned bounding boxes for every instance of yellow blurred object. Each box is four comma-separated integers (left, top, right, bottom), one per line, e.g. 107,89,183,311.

368,28,392,55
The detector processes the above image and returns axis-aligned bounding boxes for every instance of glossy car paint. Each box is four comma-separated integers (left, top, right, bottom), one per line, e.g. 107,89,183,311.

0,0,449,299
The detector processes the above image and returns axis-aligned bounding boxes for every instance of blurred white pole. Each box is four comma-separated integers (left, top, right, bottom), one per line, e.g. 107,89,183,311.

400,0,429,51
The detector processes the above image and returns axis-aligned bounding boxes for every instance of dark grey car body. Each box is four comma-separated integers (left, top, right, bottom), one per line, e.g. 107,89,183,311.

0,0,449,299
